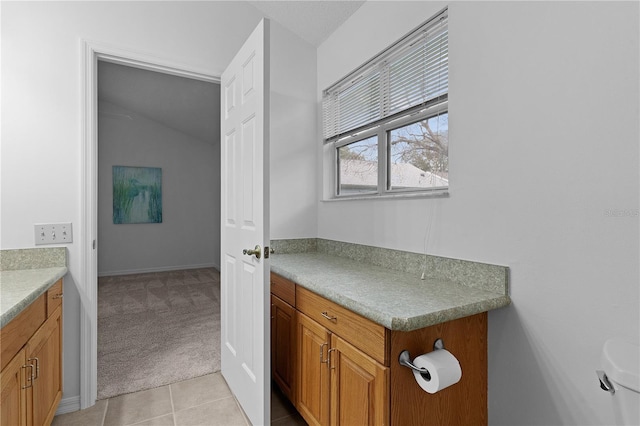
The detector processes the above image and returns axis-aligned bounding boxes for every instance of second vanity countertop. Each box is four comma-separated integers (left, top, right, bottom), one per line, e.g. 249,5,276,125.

271,252,510,332
1,247,68,328
0,267,67,328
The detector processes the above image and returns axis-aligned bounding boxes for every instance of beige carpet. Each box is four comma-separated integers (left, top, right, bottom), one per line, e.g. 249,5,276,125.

97,268,221,400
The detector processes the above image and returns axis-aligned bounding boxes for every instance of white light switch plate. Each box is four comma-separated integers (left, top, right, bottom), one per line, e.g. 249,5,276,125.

34,223,73,245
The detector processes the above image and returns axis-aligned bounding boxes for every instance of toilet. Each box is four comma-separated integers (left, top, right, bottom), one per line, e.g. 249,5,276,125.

597,338,640,426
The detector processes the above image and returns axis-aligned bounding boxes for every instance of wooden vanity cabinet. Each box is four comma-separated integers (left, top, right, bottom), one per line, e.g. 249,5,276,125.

0,279,63,426
271,272,488,426
270,274,296,404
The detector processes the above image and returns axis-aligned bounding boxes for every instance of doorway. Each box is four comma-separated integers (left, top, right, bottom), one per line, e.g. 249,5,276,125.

96,61,221,278
96,60,221,399
79,42,223,405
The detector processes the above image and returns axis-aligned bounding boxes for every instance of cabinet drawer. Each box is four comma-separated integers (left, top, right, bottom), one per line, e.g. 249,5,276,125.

47,279,63,317
271,273,295,307
296,286,388,365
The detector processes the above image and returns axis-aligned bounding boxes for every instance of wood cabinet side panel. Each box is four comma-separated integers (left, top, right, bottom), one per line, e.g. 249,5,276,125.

1,296,46,372
46,280,63,317
270,273,296,306
389,312,487,426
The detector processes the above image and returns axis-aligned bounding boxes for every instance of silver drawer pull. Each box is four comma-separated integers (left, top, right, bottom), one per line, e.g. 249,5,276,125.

328,348,337,370
28,357,40,380
21,365,34,389
321,311,337,322
320,342,329,364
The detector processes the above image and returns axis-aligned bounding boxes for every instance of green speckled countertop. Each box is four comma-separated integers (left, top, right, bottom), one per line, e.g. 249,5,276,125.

270,251,510,331
0,248,67,328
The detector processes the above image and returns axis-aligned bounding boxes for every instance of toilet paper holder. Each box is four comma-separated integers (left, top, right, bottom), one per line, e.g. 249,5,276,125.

398,338,445,380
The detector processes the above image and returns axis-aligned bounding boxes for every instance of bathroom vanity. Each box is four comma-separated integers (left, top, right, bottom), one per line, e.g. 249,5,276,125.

0,248,67,426
270,240,510,426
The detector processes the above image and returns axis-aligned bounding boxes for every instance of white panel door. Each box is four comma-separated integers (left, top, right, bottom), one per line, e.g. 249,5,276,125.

220,19,270,426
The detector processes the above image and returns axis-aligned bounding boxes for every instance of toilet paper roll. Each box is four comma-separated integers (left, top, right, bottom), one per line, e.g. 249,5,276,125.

412,349,462,394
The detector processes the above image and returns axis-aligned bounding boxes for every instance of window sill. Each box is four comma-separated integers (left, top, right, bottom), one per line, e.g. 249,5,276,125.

322,190,449,202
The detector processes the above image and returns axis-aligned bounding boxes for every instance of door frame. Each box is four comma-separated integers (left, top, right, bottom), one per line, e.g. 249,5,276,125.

80,40,220,408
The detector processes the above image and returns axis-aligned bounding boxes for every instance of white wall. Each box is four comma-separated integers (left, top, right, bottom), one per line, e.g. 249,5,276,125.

269,22,318,239
1,1,317,405
318,2,639,425
98,101,219,275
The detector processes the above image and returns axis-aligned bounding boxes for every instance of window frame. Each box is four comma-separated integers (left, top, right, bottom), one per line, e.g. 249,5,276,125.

324,8,449,201
333,100,448,199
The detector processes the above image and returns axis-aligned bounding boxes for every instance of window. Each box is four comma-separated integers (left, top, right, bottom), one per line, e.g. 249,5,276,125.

387,112,448,192
323,8,448,198
337,135,378,195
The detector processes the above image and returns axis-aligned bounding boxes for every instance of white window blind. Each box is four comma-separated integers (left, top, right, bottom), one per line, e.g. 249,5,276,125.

323,9,448,142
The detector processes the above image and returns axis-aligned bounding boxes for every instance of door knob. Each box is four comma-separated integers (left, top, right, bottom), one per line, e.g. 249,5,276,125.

243,245,262,259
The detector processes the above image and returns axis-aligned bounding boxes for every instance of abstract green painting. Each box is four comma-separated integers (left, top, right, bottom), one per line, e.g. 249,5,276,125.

113,166,162,224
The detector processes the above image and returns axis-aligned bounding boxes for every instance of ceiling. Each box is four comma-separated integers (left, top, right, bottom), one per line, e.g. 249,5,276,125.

98,61,220,144
248,1,365,46
98,1,364,144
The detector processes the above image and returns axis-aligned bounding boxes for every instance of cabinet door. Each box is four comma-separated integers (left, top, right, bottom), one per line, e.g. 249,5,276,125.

330,334,389,426
271,294,296,403
25,306,62,426
296,312,331,426
1,348,28,426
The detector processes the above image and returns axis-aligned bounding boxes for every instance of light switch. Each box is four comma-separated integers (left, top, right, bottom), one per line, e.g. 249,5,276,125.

34,223,73,245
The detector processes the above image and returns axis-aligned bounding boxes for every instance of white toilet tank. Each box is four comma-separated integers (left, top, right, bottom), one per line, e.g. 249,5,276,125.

599,338,640,426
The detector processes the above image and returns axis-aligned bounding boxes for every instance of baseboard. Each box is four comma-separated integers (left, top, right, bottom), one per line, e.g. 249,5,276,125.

56,396,81,415
98,262,219,277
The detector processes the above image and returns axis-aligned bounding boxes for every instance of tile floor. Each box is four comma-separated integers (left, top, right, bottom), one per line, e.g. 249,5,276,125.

52,373,306,426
